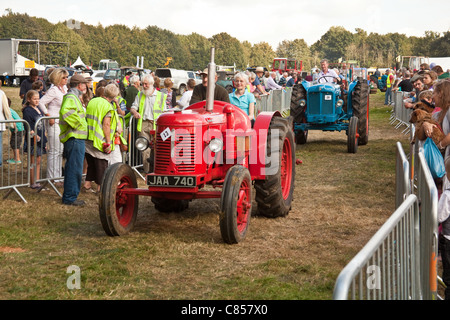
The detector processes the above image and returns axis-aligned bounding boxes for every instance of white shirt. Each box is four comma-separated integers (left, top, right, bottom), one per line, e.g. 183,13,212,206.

131,89,159,121
318,69,338,83
266,76,282,90
177,90,193,109
39,84,67,118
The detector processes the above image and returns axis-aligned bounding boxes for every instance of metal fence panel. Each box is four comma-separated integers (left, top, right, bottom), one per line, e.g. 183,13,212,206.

417,149,439,300
0,119,31,202
333,194,420,300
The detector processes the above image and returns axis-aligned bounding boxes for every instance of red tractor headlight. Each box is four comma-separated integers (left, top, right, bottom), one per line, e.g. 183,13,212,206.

208,138,223,153
135,137,149,151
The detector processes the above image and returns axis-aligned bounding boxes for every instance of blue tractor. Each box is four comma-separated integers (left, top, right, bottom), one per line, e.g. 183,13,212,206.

290,75,369,153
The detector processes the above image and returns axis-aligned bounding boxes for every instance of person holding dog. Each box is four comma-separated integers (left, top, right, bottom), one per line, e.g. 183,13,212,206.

422,81,450,158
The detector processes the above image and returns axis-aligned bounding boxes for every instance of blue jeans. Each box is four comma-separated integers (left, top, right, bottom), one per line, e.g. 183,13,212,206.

62,138,85,204
384,87,392,105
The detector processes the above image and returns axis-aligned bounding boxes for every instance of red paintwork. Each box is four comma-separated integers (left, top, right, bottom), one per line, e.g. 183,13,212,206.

250,111,282,178
142,101,279,200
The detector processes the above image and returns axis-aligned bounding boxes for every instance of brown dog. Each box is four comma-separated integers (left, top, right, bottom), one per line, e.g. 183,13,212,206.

409,108,445,145
413,100,435,113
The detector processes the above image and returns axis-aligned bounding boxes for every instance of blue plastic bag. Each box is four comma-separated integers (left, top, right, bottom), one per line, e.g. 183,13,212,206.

423,137,445,179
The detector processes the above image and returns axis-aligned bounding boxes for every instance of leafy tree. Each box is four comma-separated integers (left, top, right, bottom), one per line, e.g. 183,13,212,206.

429,31,450,57
179,33,211,71
250,42,276,69
48,23,91,66
1,11,448,73
209,33,245,70
312,26,354,62
276,39,311,70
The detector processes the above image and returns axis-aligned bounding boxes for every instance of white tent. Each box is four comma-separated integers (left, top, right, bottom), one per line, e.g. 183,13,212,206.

71,56,86,68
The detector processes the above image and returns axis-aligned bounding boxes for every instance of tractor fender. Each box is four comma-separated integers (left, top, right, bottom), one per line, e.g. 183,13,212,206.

249,111,282,179
348,80,358,95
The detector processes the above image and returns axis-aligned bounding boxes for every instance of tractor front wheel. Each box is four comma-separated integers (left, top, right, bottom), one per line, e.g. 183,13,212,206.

220,165,252,244
347,116,359,154
99,163,139,236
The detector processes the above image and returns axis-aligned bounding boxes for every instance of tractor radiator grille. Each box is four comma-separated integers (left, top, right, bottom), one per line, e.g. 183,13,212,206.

309,92,333,115
155,131,197,173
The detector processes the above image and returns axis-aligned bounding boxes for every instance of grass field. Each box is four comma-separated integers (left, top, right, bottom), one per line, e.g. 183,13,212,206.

0,87,410,300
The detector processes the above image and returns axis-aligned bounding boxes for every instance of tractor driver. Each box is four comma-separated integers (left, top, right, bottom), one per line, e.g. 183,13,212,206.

189,68,230,105
318,59,339,84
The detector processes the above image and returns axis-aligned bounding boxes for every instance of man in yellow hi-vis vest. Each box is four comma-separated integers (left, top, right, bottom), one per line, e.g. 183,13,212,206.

384,69,395,105
130,74,167,173
59,74,89,206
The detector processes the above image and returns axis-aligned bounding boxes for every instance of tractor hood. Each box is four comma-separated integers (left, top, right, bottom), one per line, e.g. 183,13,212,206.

157,100,251,132
157,108,226,127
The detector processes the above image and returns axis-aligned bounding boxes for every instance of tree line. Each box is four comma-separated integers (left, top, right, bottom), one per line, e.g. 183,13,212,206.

0,11,448,72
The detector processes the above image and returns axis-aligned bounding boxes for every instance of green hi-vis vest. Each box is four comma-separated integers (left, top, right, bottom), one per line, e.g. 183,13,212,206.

137,90,167,131
59,93,88,143
86,97,118,152
113,110,128,147
387,73,393,88
115,95,128,138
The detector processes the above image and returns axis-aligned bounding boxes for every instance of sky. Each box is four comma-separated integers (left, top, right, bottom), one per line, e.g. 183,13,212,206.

2,0,449,49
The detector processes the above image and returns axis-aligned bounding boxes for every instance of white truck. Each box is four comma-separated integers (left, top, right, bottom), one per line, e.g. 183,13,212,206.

98,59,119,71
0,38,68,86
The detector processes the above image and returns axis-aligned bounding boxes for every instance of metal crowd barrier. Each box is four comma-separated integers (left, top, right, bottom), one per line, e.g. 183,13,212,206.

32,116,64,196
0,119,31,203
126,115,144,180
255,88,292,118
416,148,439,300
333,194,420,300
389,91,413,135
1,112,139,202
333,142,439,300
395,142,412,208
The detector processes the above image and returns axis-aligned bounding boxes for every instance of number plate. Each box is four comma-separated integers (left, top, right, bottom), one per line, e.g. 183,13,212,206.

147,175,197,187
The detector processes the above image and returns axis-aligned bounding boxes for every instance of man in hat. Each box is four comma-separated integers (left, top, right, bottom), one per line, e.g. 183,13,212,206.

59,74,89,206
253,67,269,95
189,68,230,105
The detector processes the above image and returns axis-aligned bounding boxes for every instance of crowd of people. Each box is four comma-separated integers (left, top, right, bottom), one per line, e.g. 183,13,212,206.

395,62,450,299
386,62,449,107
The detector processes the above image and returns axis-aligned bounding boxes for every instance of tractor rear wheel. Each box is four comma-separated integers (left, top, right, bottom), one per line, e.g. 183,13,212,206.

347,116,359,154
99,163,139,236
255,116,295,218
220,165,252,244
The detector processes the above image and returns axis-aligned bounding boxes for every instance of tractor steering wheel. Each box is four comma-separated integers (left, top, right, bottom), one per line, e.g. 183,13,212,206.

317,75,337,84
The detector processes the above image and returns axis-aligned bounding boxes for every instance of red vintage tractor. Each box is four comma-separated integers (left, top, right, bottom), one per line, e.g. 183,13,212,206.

99,48,296,244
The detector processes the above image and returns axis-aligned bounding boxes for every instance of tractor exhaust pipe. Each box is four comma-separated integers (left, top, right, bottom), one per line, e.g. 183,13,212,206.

206,47,216,113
